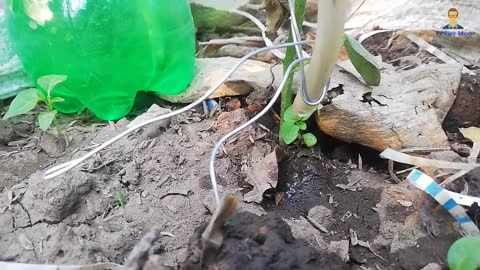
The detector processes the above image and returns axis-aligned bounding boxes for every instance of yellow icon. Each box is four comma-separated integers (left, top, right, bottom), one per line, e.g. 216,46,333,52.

443,8,464,29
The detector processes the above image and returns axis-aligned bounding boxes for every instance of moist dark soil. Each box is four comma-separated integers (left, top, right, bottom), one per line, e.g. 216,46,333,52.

180,211,347,270
264,146,382,242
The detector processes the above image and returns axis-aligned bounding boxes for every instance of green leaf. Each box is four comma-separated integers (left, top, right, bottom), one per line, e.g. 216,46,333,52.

448,236,480,270
117,192,126,207
38,91,47,103
343,34,381,86
284,105,302,122
300,109,316,121
3,88,40,120
302,133,317,148
38,110,57,131
293,60,311,72
297,122,307,131
280,120,300,144
50,97,65,104
37,75,67,96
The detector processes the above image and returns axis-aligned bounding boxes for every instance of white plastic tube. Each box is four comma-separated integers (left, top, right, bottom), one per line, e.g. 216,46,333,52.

292,0,351,116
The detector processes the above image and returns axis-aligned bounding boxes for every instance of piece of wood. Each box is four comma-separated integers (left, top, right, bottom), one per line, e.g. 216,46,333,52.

158,57,283,103
0,12,34,100
316,63,463,151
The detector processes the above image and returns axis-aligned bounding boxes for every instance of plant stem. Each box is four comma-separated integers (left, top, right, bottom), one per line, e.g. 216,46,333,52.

280,0,306,145
46,99,61,137
53,118,61,137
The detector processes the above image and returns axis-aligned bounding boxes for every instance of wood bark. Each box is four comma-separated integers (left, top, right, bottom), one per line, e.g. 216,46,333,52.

316,63,463,151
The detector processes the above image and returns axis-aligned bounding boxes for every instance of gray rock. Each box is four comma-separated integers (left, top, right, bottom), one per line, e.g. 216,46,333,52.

22,172,93,223
0,121,15,145
327,240,350,263
39,133,66,157
307,205,333,229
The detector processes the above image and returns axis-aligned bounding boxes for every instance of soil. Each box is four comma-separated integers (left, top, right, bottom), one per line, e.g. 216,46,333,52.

0,103,468,270
180,211,347,270
1,27,480,270
443,73,480,134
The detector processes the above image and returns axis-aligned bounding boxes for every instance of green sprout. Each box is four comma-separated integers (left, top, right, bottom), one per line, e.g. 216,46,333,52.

279,0,306,146
280,34,381,147
280,105,317,147
117,192,126,207
3,75,67,136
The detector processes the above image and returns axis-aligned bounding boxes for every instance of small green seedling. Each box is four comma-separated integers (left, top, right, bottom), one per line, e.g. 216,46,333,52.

280,33,381,147
301,132,317,148
280,105,317,147
117,192,126,207
3,75,67,136
448,236,480,270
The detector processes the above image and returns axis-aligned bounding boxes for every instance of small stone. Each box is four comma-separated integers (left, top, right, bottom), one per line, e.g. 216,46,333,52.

141,190,149,198
39,133,66,157
0,121,15,145
397,199,413,207
420,263,442,270
327,240,350,262
307,205,333,229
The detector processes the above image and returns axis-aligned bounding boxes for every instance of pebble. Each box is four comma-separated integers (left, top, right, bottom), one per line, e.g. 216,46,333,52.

0,121,15,145
397,199,413,207
420,263,442,270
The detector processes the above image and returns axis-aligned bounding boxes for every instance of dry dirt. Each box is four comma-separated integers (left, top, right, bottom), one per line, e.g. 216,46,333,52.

0,99,473,270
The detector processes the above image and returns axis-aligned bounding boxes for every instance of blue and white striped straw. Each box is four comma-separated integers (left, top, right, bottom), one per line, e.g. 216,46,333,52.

407,169,480,236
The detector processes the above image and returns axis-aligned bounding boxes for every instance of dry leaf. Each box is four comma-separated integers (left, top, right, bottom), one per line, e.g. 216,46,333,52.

460,127,480,142
337,47,349,61
246,103,263,112
262,0,289,39
397,199,413,207
226,98,242,111
244,147,287,203
202,195,238,256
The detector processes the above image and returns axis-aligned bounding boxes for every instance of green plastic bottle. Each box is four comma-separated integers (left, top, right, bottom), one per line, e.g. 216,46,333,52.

6,0,196,120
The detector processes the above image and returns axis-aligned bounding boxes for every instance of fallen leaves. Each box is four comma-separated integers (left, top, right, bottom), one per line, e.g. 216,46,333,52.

244,147,287,203
261,0,290,39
